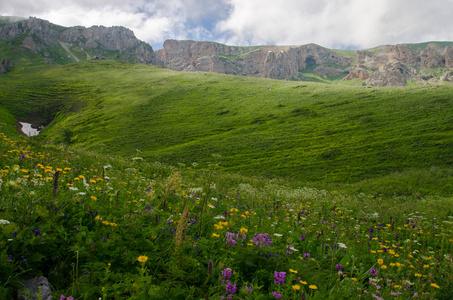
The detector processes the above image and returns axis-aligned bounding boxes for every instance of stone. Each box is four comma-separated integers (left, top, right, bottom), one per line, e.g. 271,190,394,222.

0,57,13,73
17,276,53,300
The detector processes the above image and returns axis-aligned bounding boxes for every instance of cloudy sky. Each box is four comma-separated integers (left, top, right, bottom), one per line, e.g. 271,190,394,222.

3,0,453,50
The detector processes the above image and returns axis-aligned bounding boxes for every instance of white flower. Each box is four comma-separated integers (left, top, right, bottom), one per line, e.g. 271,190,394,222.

208,204,215,209
69,187,79,191
214,215,225,220
0,219,11,225
273,233,282,237
338,243,347,249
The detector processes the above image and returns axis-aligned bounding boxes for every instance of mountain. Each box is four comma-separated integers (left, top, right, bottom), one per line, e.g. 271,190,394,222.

1,16,453,86
0,16,161,65
156,40,453,86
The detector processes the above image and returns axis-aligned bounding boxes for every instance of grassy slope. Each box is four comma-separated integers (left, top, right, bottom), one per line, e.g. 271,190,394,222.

1,60,453,195
0,106,20,137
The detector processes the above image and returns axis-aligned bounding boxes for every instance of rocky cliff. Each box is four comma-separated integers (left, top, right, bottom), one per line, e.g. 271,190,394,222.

157,40,453,86
0,17,161,65
2,16,453,86
156,40,353,80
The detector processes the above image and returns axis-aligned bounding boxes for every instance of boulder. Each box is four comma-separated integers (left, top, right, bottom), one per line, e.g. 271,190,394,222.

17,276,52,300
0,57,13,73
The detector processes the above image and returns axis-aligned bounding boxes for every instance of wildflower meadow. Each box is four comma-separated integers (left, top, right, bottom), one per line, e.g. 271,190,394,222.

1,130,453,300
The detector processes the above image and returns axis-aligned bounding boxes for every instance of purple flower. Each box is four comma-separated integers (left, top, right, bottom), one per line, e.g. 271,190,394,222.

303,253,310,259
226,232,237,246
60,296,74,300
336,264,343,272
8,254,12,260
252,233,272,247
300,235,305,241
274,271,286,284
225,282,237,294
272,291,282,299
221,268,232,278
369,267,378,277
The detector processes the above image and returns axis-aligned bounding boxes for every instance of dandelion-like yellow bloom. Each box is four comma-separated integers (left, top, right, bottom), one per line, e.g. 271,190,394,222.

309,285,318,290
381,265,387,269
351,278,357,282
289,269,298,274
91,196,97,201
240,228,248,234
300,281,307,285
292,285,300,291
137,255,148,263
430,283,440,289
377,259,384,265
415,273,422,277
212,233,220,238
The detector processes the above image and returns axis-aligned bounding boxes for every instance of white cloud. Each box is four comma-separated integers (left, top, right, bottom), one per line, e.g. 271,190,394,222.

216,0,453,49
2,0,453,50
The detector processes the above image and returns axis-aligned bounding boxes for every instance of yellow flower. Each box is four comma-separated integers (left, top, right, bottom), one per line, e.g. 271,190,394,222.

415,273,422,277
377,259,384,265
137,255,148,263
292,285,300,291
351,278,357,282
381,265,387,269
91,196,97,201
212,233,220,238
309,285,318,290
240,228,248,234
289,269,298,274
430,283,440,289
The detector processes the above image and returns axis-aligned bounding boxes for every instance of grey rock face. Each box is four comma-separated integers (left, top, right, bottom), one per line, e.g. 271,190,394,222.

156,40,354,80
0,17,160,65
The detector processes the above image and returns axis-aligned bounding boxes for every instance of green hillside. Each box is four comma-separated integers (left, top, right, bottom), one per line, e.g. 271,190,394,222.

1,60,453,196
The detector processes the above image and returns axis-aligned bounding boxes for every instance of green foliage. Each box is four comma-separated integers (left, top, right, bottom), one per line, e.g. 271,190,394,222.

1,60,453,198
1,128,453,299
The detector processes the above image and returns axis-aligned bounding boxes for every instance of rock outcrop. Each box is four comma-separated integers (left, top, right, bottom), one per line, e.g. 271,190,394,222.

157,40,354,80
0,17,161,65
0,57,12,73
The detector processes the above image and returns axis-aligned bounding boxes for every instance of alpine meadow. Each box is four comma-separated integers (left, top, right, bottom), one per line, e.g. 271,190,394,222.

2,19,453,300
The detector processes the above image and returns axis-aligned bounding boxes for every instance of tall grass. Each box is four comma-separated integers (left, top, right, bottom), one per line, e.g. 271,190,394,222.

1,131,453,299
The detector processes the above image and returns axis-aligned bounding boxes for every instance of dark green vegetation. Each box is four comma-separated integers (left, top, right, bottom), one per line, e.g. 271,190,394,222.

1,60,453,197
